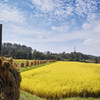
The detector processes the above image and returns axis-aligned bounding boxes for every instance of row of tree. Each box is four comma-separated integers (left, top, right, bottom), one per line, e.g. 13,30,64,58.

2,43,100,63
2,43,33,59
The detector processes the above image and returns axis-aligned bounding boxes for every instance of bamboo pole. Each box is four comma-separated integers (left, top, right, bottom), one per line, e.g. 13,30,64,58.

0,24,2,57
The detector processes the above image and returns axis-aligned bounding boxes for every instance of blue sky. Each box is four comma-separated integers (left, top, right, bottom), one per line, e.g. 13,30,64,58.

0,0,100,56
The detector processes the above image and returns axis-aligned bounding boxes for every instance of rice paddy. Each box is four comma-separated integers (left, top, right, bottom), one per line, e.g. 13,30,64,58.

21,61,100,99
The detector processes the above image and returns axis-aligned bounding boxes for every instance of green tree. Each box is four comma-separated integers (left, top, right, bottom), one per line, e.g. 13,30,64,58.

93,57,99,63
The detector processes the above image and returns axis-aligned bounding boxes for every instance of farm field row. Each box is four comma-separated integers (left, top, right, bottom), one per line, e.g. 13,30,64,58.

21,61,100,99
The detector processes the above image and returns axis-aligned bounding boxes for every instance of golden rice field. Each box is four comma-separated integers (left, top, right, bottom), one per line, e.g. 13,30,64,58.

21,61,100,99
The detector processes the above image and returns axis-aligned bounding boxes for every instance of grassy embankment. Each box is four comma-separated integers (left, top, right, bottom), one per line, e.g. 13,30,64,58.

20,90,100,100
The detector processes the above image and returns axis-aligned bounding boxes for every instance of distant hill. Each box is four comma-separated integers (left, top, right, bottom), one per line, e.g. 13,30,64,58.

2,42,99,62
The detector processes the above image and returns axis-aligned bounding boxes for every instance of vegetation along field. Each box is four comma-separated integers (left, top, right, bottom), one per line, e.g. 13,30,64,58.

21,61,100,99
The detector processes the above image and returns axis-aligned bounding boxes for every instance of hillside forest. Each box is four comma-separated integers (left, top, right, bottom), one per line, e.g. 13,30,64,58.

2,43,100,63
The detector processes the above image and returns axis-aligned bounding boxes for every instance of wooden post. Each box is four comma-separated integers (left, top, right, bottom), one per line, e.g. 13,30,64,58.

0,24,2,57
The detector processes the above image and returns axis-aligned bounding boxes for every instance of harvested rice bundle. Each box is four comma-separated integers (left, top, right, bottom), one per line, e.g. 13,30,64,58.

42,60,47,64
41,60,44,64
33,60,36,66
36,60,39,65
0,57,21,100
26,61,29,66
13,62,20,71
39,60,41,65
30,61,33,66
20,62,24,67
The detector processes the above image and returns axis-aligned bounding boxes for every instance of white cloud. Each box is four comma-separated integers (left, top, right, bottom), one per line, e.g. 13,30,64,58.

82,23,92,30
30,0,74,20
4,19,100,47
93,22,100,34
83,38,100,45
5,0,8,2
9,25,34,35
75,0,99,21
7,24,52,39
82,21,100,46
6,20,100,45
29,0,100,22
82,21,100,34
51,25,69,32
31,0,60,12
0,3,26,24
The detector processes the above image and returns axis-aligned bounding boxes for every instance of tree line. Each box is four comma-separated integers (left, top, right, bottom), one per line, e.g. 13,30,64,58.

2,43,100,63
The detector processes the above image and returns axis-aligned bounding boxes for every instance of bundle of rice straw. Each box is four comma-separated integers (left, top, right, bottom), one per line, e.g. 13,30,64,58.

0,57,21,100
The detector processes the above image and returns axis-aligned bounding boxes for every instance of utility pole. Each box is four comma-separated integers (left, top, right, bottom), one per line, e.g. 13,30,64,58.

74,46,76,52
27,49,28,60
0,24,2,57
